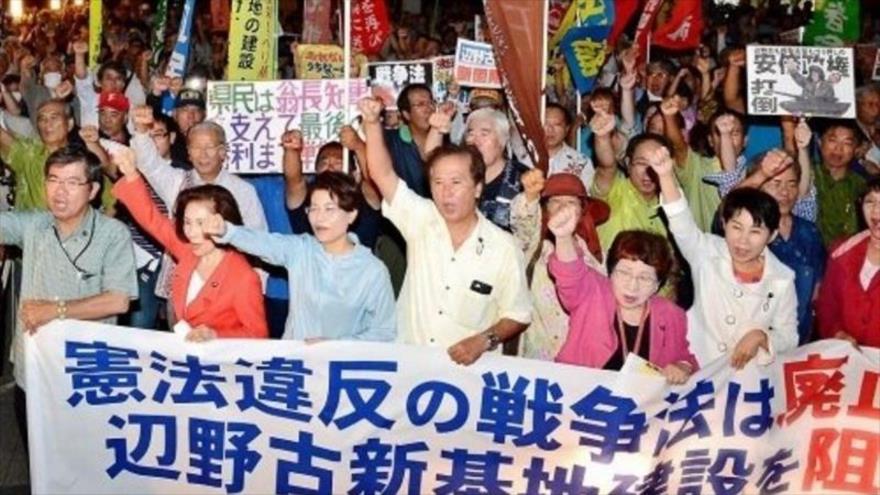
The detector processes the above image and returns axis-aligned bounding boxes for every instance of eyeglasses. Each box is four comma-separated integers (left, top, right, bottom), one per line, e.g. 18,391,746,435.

305,205,343,217
611,268,658,289
46,177,90,188
188,144,224,157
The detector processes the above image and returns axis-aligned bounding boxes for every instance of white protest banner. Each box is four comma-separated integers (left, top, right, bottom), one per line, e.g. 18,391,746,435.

27,320,880,494
779,27,804,45
454,38,502,89
367,60,433,110
206,79,368,173
746,45,856,118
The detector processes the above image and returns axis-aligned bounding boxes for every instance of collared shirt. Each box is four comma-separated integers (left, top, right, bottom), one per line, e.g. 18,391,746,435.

383,178,532,348
384,127,429,198
677,148,723,233
549,143,595,191
769,216,826,344
220,226,396,342
591,173,666,252
814,164,866,247
1,137,49,211
0,207,138,388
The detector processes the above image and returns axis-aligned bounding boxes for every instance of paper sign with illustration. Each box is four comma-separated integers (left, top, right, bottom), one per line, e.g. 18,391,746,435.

746,45,855,119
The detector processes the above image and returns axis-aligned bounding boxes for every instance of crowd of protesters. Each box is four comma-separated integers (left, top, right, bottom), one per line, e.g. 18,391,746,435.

0,0,879,459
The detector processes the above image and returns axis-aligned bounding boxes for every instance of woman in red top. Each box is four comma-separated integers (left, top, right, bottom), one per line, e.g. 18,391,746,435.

815,178,880,348
111,148,268,341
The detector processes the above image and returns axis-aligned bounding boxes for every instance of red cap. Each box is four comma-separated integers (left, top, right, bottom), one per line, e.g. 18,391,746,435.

540,172,611,262
98,91,130,112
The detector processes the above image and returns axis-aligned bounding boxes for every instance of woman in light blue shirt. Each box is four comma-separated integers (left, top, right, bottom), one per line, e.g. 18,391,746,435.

204,171,396,342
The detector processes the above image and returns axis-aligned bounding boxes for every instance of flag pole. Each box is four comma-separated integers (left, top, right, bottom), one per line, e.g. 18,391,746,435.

540,0,549,125
647,31,652,64
343,0,352,174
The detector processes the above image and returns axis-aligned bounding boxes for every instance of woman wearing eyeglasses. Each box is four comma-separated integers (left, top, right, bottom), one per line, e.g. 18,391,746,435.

111,148,268,341
548,206,697,384
202,171,397,343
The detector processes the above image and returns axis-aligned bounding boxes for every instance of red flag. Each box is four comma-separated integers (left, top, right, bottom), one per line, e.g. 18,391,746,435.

652,0,703,49
633,0,663,61
608,0,639,47
483,0,549,173
351,0,392,56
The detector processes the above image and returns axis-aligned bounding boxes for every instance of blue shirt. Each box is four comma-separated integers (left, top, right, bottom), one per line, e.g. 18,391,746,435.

384,127,429,198
743,121,782,162
769,216,826,344
220,225,396,342
244,175,291,300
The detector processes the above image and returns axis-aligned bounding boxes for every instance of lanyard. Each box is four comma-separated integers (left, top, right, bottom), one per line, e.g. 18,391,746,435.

615,305,649,360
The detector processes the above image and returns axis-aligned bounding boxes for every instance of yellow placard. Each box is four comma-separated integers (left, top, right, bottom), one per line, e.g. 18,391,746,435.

88,0,102,69
294,44,344,80
227,0,278,81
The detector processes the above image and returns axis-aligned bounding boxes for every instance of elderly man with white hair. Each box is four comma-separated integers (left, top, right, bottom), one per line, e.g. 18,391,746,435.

463,107,529,231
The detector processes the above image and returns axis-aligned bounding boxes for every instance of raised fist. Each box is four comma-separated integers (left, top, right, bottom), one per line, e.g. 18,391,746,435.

72,40,89,55
358,97,384,124
339,126,363,151
590,111,616,137
520,168,545,202
547,204,578,238
78,125,100,144
281,129,304,151
132,105,155,132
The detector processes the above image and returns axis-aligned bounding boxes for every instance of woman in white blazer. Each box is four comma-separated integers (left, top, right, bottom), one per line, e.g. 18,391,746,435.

649,144,798,368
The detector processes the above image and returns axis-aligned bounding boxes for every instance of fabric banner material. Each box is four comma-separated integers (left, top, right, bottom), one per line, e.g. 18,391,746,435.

633,0,663,62
294,44,345,80
453,39,502,89
608,0,639,48
210,0,231,33
367,60,433,110
302,0,334,44
651,0,702,50
548,0,614,48
206,79,367,173
483,0,549,173
560,25,610,94
351,0,392,56
26,320,880,494
547,0,573,43
88,0,102,69
746,45,856,119
227,0,278,81
165,0,197,78
803,0,860,47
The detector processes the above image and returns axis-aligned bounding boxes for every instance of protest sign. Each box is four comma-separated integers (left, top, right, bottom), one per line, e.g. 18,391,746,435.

779,27,804,45
206,79,367,173
803,0,860,47
294,44,345,79
874,49,880,81
367,60,433,109
432,55,456,102
746,45,856,119
88,0,102,69
351,0,392,56
227,0,277,80
165,0,197,78
27,320,880,494
453,38,502,89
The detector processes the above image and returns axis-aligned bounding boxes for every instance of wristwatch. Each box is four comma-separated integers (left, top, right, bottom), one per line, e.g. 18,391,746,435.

483,329,501,351
55,299,68,320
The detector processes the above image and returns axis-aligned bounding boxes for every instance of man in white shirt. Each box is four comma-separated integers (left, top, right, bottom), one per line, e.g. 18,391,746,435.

361,97,532,365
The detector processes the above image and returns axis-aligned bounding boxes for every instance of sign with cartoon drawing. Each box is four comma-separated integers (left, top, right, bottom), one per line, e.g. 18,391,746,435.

746,45,855,119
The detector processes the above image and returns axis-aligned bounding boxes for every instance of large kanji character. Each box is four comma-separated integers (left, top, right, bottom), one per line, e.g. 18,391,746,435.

570,386,648,463
516,378,563,450
522,457,597,495
271,431,342,495
185,418,261,493
676,448,712,495
477,372,529,444
64,340,144,407
152,354,228,407
636,461,674,495
349,438,429,495
706,449,754,495
106,414,180,481
805,427,880,493
406,380,469,433
847,370,880,420
779,354,848,425
654,380,715,455
723,379,774,438
229,114,251,142
277,81,306,114
435,449,513,495
318,361,396,430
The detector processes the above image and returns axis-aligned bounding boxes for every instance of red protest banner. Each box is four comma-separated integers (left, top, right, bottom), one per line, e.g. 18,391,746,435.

652,0,703,50
483,0,549,173
303,0,334,44
352,0,392,56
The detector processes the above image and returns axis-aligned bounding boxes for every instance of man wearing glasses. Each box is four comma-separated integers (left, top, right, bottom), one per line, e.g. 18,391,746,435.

0,146,138,451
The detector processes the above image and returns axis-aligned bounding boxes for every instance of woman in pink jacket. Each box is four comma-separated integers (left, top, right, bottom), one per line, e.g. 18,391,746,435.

548,204,698,384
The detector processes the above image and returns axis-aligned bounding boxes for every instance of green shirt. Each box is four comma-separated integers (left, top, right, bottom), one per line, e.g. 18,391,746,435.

1,138,49,211
592,172,667,251
678,148,722,233
814,164,865,247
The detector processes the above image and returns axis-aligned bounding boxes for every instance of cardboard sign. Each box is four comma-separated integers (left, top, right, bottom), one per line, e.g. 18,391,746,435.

453,38,502,89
